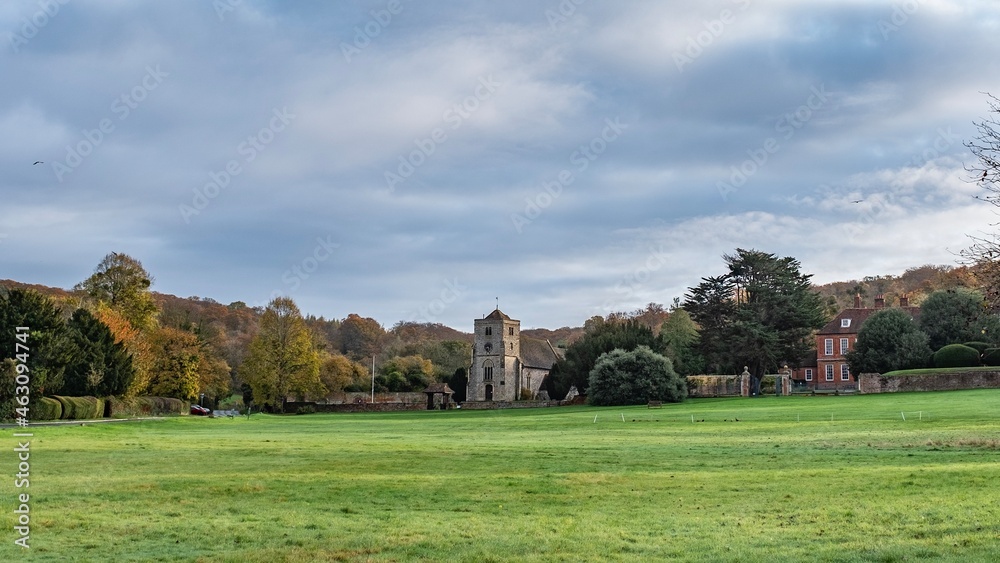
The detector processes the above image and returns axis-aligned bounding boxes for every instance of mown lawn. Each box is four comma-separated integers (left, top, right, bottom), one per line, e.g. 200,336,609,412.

3,390,1000,562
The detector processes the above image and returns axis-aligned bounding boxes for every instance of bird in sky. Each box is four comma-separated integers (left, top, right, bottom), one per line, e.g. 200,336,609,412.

851,200,863,204
32,161,43,165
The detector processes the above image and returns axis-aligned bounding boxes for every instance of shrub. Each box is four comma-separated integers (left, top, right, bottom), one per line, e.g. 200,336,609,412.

587,346,686,406
52,396,101,419
295,405,316,415
982,348,1000,367
36,397,63,420
933,344,981,368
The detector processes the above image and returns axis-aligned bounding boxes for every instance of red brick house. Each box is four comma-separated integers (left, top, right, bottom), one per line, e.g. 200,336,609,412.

793,294,919,391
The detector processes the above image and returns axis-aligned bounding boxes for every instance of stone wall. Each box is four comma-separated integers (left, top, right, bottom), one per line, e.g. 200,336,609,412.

284,401,426,413
460,400,565,410
318,392,425,405
859,371,1000,393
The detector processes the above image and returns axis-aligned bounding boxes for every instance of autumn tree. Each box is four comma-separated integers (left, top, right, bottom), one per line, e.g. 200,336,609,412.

240,297,323,410
93,302,153,396
147,327,202,400
319,353,369,395
75,252,159,331
338,313,385,361
686,249,827,394
376,355,434,392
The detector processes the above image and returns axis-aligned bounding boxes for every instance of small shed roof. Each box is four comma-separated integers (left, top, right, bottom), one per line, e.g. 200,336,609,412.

423,383,454,394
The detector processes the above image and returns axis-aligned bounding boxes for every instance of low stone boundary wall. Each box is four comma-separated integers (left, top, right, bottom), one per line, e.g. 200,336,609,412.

460,400,565,410
859,371,1000,393
284,401,425,413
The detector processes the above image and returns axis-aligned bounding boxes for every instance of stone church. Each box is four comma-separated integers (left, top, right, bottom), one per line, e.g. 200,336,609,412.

467,309,562,402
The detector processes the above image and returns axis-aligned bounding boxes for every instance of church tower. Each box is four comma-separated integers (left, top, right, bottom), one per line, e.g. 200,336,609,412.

468,309,521,401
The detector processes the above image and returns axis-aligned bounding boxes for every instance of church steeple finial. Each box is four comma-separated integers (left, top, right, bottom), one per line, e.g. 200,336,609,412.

496,296,499,311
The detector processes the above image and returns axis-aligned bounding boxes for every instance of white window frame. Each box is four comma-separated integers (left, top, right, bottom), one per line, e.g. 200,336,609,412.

824,338,834,356
805,369,813,381
841,364,850,381
825,364,834,381
840,338,849,354
841,318,851,328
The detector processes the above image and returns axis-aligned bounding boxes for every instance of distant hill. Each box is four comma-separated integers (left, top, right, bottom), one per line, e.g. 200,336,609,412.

811,264,978,315
522,327,585,349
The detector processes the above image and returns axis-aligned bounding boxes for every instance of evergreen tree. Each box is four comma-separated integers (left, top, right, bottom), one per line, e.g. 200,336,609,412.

686,249,827,394
64,308,135,396
846,308,932,373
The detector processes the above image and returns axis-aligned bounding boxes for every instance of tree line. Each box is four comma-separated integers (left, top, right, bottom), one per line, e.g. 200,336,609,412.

0,252,472,416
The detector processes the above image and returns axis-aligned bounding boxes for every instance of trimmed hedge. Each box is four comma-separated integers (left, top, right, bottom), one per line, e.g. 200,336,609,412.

36,397,63,420
52,396,103,420
963,341,992,354
932,344,981,368
982,348,1000,367
137,396,188,416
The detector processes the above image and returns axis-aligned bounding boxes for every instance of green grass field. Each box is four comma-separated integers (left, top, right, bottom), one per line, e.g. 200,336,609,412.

3,390,1000,562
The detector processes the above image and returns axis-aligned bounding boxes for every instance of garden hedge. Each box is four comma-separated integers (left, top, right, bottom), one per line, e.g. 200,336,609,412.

36,397,63,420
963,341,992,354
932,344,981,368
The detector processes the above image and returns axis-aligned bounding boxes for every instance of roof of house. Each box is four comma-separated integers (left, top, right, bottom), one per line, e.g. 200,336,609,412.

818,306,921,335
519,336,563,369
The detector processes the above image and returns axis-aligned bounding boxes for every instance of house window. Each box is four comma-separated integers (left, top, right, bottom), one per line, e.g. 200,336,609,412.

841,364,850,381
840,338,849,354
485,327,492,336
824,339,833,356
825,364,834,381
509,327,514,336
805,369,813,381
841,318,851,328
483,361,494,381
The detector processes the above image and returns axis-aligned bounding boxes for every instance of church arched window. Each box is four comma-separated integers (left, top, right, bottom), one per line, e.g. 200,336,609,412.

483,360,494,381
485,326,492,336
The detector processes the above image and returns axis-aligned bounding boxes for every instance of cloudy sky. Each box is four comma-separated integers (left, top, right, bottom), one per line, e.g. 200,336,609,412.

2,0,999,330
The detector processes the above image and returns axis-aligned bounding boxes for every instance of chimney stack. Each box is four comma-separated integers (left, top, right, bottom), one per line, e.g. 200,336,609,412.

854,293,862,308
899,294,909,307
874,294,885,309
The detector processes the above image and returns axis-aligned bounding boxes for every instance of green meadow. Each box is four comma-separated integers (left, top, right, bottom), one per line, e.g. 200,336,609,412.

3,390,1000,562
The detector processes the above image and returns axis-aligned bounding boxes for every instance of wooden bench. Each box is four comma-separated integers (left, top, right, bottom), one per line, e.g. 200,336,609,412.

647,401,663,409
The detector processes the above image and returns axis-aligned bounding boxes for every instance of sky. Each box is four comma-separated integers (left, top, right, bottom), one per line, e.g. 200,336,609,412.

1,0,999,331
